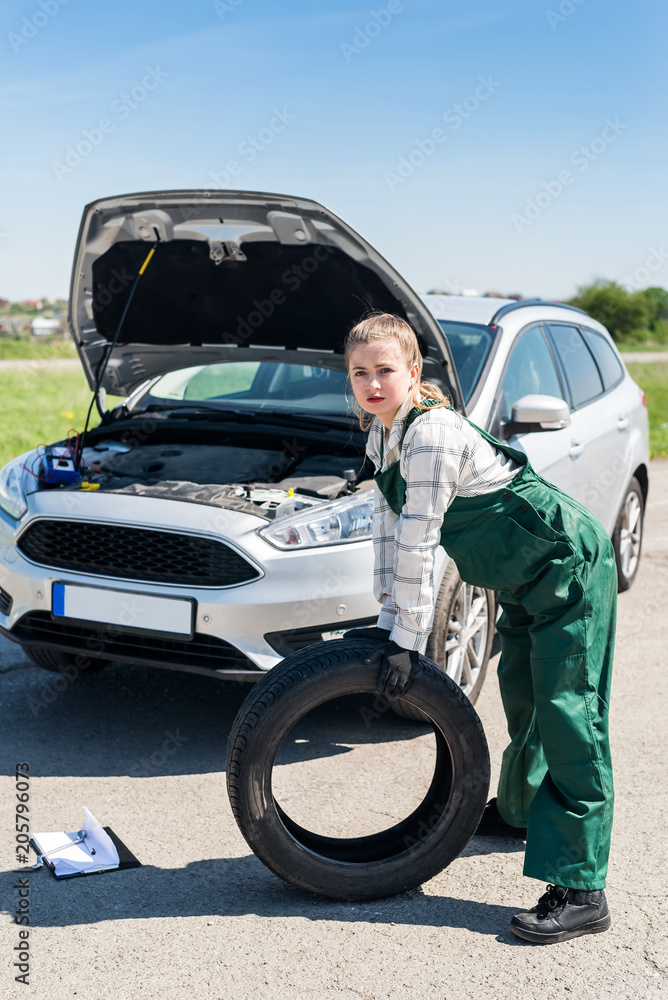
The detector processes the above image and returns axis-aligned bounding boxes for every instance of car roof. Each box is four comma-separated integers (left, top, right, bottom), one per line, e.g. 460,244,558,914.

420,293,587,326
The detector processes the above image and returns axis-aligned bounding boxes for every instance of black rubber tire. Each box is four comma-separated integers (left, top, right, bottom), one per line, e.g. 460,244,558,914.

392,563,494,721
226,638,490,901
612,475,645,593
24,646,111,674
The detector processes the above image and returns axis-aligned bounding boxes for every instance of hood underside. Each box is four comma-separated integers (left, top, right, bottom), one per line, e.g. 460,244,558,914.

69,190,461,404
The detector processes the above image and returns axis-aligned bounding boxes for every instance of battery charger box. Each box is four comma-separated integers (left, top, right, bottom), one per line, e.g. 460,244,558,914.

39,449,80,488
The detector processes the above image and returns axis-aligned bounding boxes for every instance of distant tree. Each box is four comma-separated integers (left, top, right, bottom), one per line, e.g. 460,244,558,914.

638,286,668,335
567,280,652,343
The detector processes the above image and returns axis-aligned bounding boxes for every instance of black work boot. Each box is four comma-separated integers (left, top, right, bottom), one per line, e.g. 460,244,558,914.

475,798,527,839
510,883,611,944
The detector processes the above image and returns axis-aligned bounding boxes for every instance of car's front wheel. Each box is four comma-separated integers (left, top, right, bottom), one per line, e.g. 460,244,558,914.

24,646,111,674
612,475,644,592
392,562,495,721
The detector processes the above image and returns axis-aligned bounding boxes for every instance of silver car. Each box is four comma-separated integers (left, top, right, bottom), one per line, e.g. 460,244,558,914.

0,191,649,704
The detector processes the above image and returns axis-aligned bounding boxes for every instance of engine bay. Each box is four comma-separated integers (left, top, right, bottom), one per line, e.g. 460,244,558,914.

30,421,372,522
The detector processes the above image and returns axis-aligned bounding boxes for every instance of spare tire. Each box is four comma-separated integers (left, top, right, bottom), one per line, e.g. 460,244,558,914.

226,638,490,900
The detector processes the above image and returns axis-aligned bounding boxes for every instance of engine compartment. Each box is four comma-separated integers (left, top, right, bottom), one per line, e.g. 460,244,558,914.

40,418,373,521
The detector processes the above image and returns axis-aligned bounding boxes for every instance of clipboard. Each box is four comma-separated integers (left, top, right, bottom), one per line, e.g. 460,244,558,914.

30,807,141,879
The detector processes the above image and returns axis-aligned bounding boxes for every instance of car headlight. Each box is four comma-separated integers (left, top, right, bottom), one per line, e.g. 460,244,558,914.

0,457,29,520
259,491,374,549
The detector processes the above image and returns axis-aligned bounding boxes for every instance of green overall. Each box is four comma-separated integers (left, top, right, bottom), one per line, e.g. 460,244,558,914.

375,404,617,890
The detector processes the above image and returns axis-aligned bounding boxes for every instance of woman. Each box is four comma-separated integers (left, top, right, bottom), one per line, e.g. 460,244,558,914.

345,311,617,945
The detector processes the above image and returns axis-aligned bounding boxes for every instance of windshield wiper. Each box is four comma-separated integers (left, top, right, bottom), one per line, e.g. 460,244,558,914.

137,405,257,422
254,410,356,430
134,404,354,430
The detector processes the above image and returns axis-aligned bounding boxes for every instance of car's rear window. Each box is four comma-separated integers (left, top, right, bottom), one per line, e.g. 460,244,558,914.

547,324,604,408
437,321,497,403
580,329,624,391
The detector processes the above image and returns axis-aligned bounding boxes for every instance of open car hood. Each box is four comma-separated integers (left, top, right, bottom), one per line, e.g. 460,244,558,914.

68,189,462,407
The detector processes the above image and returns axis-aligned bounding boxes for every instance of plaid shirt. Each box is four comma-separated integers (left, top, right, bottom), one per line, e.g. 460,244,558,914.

366,395,523,651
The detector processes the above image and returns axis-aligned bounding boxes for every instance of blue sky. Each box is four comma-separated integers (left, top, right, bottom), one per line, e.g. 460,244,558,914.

1,0,666,300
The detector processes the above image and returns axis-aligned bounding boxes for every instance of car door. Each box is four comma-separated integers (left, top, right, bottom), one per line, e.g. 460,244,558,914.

488,324,582,498
545,324,625,531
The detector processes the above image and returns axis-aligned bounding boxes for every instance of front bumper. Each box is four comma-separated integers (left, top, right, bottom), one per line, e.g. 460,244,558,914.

0,489,380,677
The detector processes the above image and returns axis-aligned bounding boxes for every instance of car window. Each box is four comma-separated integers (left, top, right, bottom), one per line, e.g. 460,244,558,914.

580,329,624,390
185,362,261,399
151,362,261,400
497,325,564,421
147,361,351,414
437,321,496,404
547,324,604,408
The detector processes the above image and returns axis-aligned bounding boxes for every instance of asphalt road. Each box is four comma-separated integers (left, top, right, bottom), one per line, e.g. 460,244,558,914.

2,464,667,1000
619,351,668,363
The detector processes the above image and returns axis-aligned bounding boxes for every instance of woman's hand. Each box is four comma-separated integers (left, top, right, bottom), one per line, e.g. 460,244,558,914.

364,641,421,698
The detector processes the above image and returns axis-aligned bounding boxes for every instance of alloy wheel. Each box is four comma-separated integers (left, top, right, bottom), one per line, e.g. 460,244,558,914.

444,582,489,696
619,489,642,579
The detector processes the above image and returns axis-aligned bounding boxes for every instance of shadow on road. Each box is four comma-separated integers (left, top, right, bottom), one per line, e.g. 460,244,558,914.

2,855,519,935
3,658,433,778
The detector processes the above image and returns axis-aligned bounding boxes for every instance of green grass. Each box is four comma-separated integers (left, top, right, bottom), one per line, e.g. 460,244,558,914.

626,362,668,457
0,338,78,360
0,368,94,468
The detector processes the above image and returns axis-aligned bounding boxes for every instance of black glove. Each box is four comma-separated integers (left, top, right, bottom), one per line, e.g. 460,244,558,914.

364,641,421,698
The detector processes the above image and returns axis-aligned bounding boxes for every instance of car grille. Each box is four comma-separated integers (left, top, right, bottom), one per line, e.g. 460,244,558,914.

17,519,260,587
10,611,258,673
0,586,12,615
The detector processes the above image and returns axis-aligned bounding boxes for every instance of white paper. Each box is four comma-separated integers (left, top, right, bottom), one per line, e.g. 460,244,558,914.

32,807,120,877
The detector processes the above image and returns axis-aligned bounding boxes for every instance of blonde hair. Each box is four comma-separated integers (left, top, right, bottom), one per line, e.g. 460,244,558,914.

344,312,449,429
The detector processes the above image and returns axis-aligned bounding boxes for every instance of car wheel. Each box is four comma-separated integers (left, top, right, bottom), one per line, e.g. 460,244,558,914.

391,563,495,721
612,475,644,592
227,638,490,901
24,646,111,674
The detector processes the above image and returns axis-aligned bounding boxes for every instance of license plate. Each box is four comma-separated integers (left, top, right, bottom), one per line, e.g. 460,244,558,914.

52,583,194,636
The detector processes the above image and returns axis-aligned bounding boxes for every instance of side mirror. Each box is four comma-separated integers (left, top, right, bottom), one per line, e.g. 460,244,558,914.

502,394,571,437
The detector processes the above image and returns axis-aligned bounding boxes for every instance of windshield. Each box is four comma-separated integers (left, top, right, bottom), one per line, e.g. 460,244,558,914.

142,361,352,415
437,320,496,403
